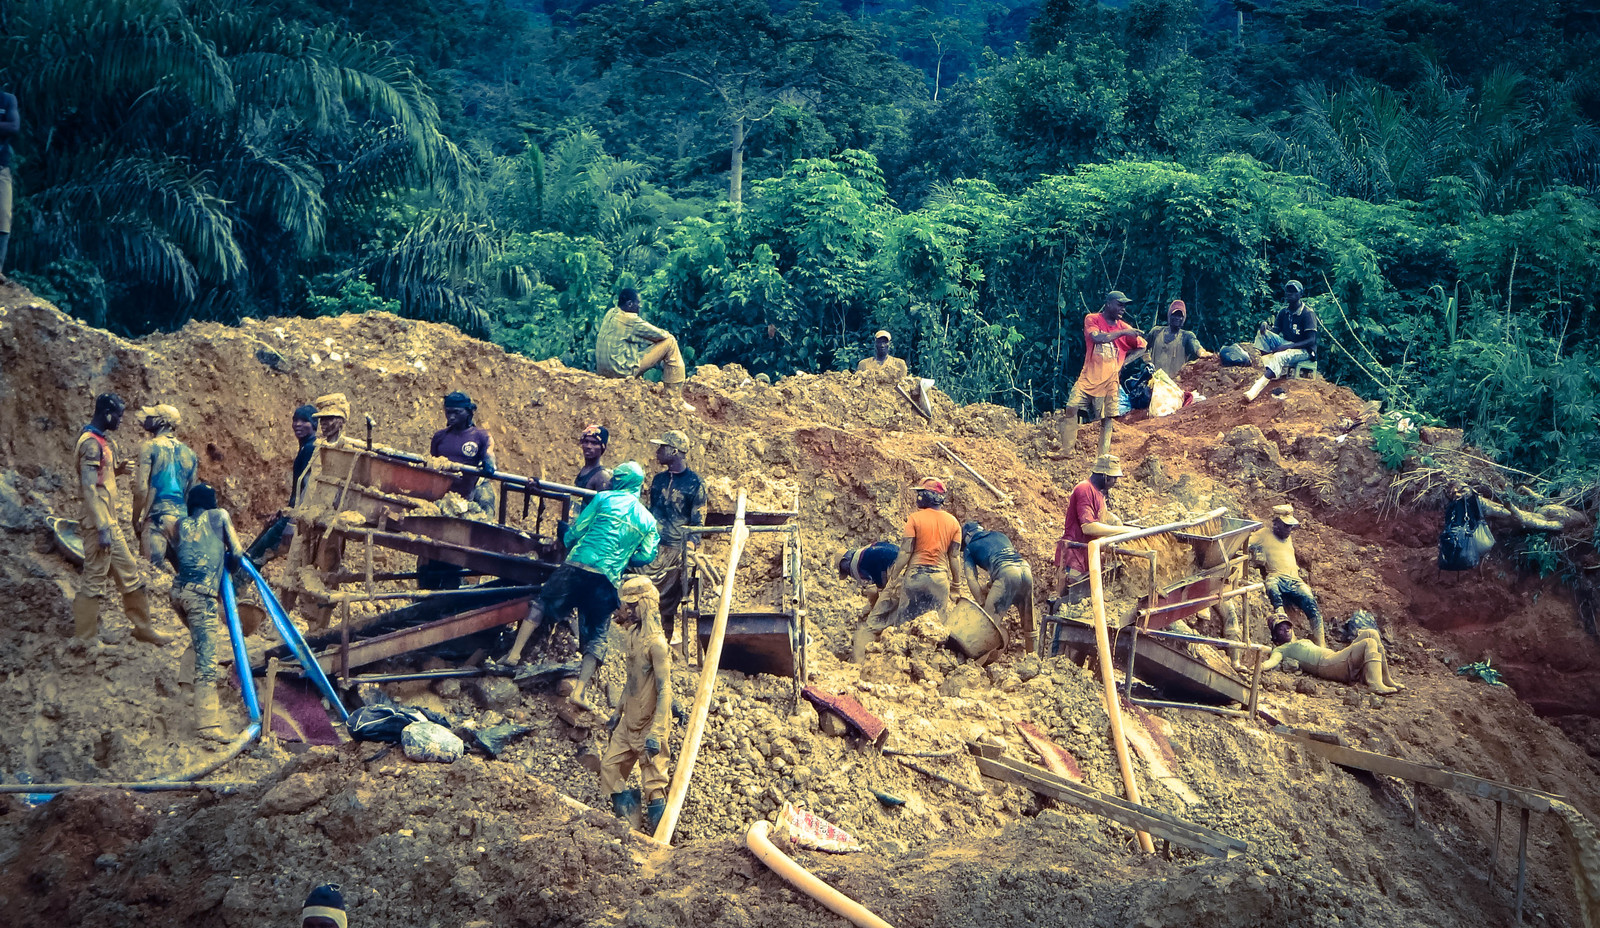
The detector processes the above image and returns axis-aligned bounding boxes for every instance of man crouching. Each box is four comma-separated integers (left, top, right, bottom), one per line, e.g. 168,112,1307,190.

600,576,673,834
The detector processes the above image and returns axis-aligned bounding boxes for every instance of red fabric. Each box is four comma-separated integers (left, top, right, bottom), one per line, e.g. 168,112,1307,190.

1076,313,1147,398
1056,480,1106,575
85,431,111,486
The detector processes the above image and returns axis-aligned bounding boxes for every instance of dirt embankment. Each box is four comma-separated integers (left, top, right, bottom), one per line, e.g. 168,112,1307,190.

2,294,1600,926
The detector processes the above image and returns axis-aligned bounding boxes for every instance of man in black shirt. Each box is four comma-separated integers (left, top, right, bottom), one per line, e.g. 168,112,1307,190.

962,521,1037,654
576,424,612,498
840,541,902,662
1247,280,1321,399
644,429,706,646
244,403,317,568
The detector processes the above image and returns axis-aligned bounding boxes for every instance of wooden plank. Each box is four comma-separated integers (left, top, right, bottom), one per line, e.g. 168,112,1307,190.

303,596,531,673
1276,728,1563,812
972,751,1245,858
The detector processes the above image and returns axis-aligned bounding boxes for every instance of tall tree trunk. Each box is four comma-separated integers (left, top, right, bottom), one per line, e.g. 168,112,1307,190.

729,115,745,205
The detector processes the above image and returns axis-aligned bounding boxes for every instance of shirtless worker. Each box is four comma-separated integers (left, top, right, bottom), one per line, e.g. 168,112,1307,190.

1059,292,1147,451
595,288,687,385
431,391,497,515
170,483,245,742
856,330,908,379
839,540,902,662
498,461,659,711
132,404,198,570
1261,623,1403,695
1248,504,1325,647
72,393,173,645
645,430,707,647
576,424,612,495
599,576,674,833
962,520,1037,654
1053,454,1126,605
243,403,317,568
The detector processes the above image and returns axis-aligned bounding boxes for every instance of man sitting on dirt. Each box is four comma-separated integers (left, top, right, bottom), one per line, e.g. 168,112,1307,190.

498,461,659,711
1245,280,1320,400
171,483,244,743
962,521,1037,654
644,429,708,647
73,392,173,646
870,478,963,641
595,288,686,385
243,403,317,569
1261,623,1403,695
132,404,198,571
840,541,902,661
1249,504,1325,647
856,330,908,380
1144,300,1211,382
1053,454,1127,606
300,883,347,928
430,391,497,515
599,576,674,834
1059,292,1147,451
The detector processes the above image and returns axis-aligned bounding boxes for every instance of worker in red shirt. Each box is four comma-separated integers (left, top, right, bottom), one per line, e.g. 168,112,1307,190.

1054,454,1127,605
1059,292,1146,451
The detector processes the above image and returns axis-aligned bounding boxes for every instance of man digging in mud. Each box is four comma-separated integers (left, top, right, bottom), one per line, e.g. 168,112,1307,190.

430,391,497,515
131,404,198,571
962,520,1037,655
1249,504,1326,647
839,540,901,661
242,403,316,569
645,429,707,649
1261,623,1404,694
73,392,173,646
859,478,963,658
497,461,659,711
599,576,674,833
170,483,245,743
1053,454,1127,607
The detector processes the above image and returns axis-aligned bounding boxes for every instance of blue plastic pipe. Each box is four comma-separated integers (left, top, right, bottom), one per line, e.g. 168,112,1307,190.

219,572,262,723
238,559,351,724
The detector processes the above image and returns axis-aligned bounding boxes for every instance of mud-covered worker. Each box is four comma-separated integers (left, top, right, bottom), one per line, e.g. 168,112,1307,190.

73,393,173,645
1059,292,1147,450
1246,280,1320,400
132,404,198,570
600,576,674,833
499,461,659,709
431,391,497,514
644,429,708,646
170,483,244,743
0,88,18,282
840,541,902,660
856,330,908,380
281,392,357,623
1145,300,1211,382
1249,504,1325,647
243,403,317,568
1262,624,1403,695
1053,454,1127,603
962,521,1037,653
595,288,687,385
300,883,347,928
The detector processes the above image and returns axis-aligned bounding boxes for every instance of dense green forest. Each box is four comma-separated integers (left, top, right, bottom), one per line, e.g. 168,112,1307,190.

3,0,1599,485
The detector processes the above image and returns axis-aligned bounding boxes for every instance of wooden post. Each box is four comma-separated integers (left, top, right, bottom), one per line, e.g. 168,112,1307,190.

653,491,750,845
1514,807,1530,922
262,657,280,745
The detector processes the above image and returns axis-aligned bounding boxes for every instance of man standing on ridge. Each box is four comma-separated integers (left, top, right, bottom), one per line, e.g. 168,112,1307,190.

1060,292,1146,452
856,330,907,380
73,393,172,645
132,403,199,571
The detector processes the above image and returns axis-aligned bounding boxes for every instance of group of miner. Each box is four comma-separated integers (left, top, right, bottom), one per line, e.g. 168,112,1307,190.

65,280,1399,849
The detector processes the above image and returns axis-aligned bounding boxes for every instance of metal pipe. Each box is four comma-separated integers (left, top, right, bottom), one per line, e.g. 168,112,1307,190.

1129,696,1251,718
691,524,795,535
239,559,351,724
1088,507,1227,855
346,669,488,683
1139,627,1271,652
0,780,253,795
1139,583,1265,618
1514,807,1530,922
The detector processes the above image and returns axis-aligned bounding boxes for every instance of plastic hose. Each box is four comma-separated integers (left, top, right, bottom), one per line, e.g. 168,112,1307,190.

745,821,895,928
220,572,262,723
238,558,350,724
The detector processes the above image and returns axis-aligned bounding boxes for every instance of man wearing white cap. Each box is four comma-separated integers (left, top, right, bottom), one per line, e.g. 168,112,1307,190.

1248,503,1325,646
132,403,199,570
856,329,907,380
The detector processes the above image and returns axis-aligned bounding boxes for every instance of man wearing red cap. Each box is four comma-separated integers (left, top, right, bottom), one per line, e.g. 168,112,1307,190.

1060,291,1146,451
1145,300,1212,382
887,477,962,614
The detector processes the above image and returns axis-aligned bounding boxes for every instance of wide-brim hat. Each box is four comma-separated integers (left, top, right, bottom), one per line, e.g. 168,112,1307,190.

1091,454,1123,477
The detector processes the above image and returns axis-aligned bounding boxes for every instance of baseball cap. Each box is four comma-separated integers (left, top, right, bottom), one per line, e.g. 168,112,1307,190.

1107,291,1133,304
1168,300,1187,316
873,330,892,342
1285,280,1305,295
650,429,690,451
915,476,946,494
1272,503,1300,525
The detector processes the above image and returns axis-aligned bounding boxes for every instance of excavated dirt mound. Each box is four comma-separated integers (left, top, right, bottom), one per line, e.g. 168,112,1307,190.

2,294,1600,926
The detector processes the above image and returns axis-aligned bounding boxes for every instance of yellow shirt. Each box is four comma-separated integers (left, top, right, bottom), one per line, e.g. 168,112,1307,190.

1249,527,1300,581
856,355,908,380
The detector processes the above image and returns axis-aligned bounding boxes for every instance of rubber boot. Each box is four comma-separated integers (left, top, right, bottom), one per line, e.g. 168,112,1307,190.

123,588,174,646
643,797,666,835
1244,375,1270,401
611,788,642,830
194,682,234,743
72,592,103,639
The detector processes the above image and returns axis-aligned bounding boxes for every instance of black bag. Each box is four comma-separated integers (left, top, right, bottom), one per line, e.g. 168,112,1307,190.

1438,493,1489,571
348,705,431,743
1121,358,1155,410
1219,344,1251,366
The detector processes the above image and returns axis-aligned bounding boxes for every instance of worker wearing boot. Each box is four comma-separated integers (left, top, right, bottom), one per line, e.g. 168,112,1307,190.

1261,623,1403,694
430,391,497,515
1053,454,1127,607
1245,280,1320,400
1249,504,1325,647
1058,292,1146,452
645,429,707,648
73,392,172,645
594,288,687,385
498,461,659,709
170,483,244,743
962,521,1037,654
132,403,198,571
875,477,962,634
840,541,903,662
281,392,357,624
599,576,674,833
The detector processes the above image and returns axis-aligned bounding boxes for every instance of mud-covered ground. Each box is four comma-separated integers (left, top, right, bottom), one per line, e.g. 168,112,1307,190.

2,292,1599,926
